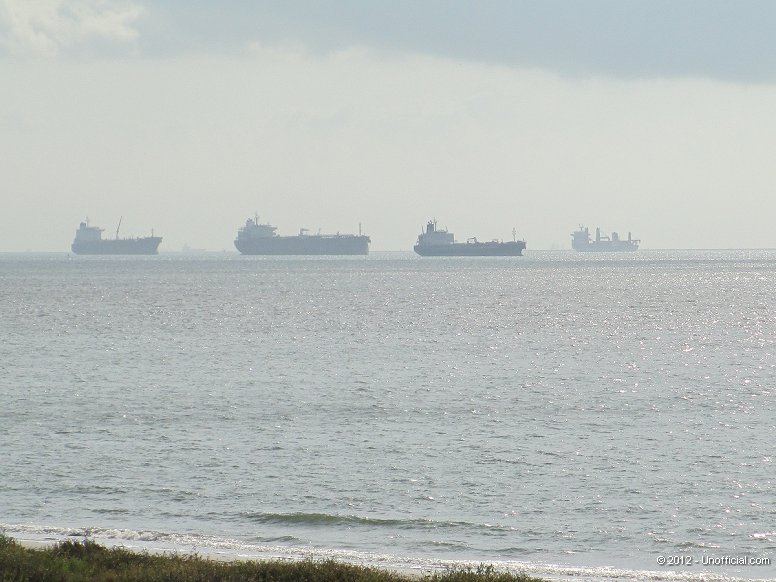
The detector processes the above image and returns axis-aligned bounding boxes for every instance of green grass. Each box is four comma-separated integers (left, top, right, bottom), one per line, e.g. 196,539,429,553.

0,535,545,582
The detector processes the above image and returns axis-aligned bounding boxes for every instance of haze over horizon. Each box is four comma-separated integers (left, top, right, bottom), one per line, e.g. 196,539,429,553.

3,0,776,251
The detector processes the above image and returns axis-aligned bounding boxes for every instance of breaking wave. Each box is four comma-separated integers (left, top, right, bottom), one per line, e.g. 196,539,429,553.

241,512,516,533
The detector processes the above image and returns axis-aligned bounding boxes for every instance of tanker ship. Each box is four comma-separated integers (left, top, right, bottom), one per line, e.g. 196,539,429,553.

71,218,162,255
413,220,526,256
571,226,639,252
234,216,370,255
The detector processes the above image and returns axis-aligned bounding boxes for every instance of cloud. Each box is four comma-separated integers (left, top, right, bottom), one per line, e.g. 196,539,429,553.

0,0,143,56
6,1,776,81
125,1,776,83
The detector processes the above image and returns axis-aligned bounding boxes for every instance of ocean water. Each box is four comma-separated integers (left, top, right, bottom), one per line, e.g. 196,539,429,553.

1,251,774,581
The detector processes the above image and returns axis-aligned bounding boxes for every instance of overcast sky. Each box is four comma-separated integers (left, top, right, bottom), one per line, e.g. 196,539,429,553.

3,0,776,251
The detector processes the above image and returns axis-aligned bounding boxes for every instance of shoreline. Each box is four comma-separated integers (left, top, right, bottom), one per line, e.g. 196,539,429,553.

8,534,773,582
4,536,541,582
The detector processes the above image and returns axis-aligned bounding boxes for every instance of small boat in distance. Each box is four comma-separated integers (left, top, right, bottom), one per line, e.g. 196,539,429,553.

234,215,370,255
571,226,639,252
71,218,162,255
413,219,526,256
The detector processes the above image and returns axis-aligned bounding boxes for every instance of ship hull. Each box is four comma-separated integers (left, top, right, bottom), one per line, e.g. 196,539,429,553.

71,237,162,255
235,235,370,255
414,241,526,256
572,243,638,252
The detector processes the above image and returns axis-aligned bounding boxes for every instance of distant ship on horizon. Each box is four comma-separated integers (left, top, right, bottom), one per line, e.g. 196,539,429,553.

234,215,370,255
571,226,639,252
71,218,162,255
413,219,526,256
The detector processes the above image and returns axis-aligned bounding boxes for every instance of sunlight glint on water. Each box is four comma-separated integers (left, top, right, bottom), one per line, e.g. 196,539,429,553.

1,251,774,581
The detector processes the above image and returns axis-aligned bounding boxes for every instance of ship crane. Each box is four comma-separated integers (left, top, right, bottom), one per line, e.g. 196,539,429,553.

115,216,123,239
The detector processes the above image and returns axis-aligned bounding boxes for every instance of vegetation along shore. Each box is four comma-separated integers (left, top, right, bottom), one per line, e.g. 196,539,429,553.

0,535,544,582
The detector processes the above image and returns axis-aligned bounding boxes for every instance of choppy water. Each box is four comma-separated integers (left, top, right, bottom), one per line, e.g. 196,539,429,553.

1,251,774,581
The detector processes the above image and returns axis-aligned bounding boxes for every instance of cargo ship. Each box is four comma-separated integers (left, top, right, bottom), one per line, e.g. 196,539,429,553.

413,220,526,256
571,226,639,252
234,216,370,255
71,218,162,255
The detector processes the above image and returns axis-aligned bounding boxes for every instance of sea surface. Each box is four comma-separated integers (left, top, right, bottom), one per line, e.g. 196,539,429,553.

1,251,774,581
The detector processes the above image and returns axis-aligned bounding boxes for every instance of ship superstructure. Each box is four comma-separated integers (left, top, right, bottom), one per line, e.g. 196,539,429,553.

71,218,162,255
413,220,526,256
234,216,370,255
571,226,639,252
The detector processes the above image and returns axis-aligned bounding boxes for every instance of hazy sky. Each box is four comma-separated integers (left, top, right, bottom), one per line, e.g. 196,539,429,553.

3,0,776,251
